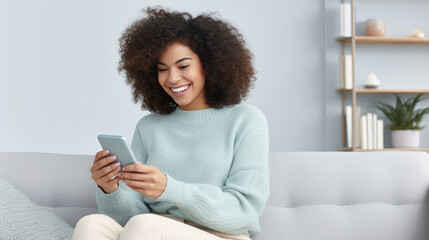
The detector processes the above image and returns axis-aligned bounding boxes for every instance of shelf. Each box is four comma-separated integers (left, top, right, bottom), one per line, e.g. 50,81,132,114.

337,36,429,45
336,1,429,152
336,89,429,94
338,148,429,152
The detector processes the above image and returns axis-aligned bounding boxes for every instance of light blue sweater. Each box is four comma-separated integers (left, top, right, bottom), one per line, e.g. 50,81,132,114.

96,104,270,236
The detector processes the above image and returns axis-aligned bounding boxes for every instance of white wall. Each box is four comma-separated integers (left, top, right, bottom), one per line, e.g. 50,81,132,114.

0,0,326,154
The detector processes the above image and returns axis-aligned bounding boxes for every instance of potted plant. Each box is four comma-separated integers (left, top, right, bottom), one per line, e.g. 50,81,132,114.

375,94,429,148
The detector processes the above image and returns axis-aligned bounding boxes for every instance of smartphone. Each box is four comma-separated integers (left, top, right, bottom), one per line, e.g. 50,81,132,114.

97,134,138,167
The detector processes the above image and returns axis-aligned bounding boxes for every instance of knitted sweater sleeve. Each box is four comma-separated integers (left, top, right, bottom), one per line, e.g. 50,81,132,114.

157,115,270,235
96,122,150,226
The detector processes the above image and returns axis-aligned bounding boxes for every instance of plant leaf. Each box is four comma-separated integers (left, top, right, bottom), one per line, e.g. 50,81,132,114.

374,94,429,130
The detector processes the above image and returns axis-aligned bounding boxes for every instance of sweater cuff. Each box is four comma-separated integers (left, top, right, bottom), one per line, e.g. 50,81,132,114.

96,184,128,210
157,173,186,206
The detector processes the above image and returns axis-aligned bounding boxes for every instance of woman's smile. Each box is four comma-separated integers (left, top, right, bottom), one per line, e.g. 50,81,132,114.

170,84,191,96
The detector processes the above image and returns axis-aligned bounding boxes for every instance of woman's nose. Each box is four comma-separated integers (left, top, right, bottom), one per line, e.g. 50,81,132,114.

168,70,181,83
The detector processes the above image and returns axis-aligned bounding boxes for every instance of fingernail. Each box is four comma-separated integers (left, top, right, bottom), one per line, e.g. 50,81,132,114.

114,162,120,167
111,156,116,160
104,150,110,154
122,167,126,171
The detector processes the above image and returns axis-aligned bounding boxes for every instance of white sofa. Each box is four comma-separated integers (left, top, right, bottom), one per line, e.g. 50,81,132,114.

1,151,429,240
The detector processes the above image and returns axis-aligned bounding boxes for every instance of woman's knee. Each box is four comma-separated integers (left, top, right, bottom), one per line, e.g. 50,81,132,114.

121,214,167,239
126,213,165,229
75,214,117,228
73,214,122,240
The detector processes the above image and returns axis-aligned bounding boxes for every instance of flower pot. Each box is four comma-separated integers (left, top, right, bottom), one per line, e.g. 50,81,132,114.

391,130,420,148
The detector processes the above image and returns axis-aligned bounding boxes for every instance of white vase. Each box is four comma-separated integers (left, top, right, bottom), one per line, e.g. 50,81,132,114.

391,130,420,148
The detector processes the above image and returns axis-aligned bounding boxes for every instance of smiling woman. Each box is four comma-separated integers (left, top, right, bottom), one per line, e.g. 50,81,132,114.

156,42,208,111
117,7,255,114
72,7,269,240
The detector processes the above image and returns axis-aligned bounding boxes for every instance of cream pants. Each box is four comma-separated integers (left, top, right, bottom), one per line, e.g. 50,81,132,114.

72,214,251,240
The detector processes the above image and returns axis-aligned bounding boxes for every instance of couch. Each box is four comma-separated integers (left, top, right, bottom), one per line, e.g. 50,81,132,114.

1,151,429,240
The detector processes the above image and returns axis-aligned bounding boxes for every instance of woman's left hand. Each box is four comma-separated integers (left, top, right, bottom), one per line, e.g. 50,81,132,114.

119,163,167,199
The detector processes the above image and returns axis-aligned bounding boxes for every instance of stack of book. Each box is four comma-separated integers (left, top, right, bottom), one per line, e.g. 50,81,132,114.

346,106,384,150
339,54,353,89
339,2,353,90
340,3,352,37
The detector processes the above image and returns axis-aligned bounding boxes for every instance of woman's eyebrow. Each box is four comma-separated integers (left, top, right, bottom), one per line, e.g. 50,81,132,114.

175,57,192,64
156,57,192,66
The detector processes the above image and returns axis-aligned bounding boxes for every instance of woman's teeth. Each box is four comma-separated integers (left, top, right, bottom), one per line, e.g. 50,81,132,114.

171,85,190,93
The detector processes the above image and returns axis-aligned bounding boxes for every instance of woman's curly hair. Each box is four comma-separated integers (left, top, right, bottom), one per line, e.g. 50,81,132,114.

118,7,255,114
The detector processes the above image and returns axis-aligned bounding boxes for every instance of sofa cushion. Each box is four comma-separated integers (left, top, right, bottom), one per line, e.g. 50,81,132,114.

0,178,73,239
0,152,97,209
254,204,429,240
267,152,429,207
251,151,429,240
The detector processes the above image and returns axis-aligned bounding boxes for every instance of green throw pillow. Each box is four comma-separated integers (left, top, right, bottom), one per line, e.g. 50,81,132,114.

0,178,73,240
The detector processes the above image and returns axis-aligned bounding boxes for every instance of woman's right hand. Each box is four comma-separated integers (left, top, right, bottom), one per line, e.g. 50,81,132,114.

90,150,122,193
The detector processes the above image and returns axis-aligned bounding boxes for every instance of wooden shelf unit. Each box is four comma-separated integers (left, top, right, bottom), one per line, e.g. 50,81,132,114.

339,148,429,152
337,0,429,151
337,36,429,45
336,89,429,94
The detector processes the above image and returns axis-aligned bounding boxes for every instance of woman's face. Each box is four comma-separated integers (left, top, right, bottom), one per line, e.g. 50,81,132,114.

157,42,208,111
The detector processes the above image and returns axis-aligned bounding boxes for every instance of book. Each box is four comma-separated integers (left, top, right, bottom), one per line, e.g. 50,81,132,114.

354,106,361,148
346,106,352,148
367,113,374,150
345,105,360,148
377,119,384,149
339,55,353,89
339,55,345,89
340,3,352,37
344,55,353,89
373,114,378,150
360,115,368,150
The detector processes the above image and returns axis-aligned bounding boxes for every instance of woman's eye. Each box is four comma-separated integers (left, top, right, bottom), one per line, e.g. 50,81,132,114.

179,65,189,70
158,68,167,72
